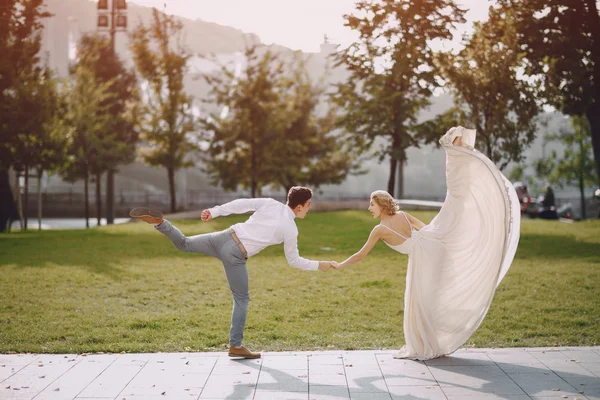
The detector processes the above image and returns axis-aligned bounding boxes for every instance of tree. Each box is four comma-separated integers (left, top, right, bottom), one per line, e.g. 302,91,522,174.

201,46,284,197
0,0,51,232
75,34,139,226
269,57,365,192
331,0,466,197
202,46,363,196
497,0,600,184
9,67,65,231
130,9,197,213
544,116,598,219
438,7,540,170
60,61,114,229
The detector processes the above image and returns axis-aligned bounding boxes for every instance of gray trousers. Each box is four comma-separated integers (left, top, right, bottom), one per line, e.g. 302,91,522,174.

155,220,249,347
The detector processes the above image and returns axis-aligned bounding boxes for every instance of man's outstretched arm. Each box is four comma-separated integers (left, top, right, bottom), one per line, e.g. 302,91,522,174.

283,225,334,272
202,198,271,222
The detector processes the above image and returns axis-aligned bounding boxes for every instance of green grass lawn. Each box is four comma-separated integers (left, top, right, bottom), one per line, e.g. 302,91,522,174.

0,211,599,354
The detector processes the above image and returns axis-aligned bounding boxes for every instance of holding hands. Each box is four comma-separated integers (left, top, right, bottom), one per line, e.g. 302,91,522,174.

318,261,342,272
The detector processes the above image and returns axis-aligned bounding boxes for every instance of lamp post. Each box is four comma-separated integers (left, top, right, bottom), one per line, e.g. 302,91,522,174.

97,0,127,224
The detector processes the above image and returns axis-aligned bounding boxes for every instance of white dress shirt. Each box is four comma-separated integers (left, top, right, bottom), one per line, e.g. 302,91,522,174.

208,198,319,271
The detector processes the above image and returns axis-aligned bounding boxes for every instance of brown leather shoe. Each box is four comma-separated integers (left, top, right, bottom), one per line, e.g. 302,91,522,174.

129,207,164,225
228,345,261,359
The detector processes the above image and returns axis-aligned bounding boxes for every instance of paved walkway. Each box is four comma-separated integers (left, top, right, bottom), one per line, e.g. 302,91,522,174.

1,347,599,400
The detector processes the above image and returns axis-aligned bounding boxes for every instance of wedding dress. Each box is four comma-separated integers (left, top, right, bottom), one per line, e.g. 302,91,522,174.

387,126,520,360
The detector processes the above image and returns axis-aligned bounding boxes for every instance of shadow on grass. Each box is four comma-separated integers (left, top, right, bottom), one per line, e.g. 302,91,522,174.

517,233,600,260
0,221,222,277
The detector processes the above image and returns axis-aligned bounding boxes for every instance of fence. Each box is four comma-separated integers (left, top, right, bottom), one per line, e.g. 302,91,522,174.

20,188,599,219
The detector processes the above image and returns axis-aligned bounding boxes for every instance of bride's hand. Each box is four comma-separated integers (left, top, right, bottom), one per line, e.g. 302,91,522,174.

331,261,340,269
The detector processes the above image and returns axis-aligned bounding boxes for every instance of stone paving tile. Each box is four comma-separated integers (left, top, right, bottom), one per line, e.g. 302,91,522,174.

0,354,40,366
429,365,527,396
509,371,583,397
309,354,344,365
262,355,309,370
496,361,552,374
35,355,117,400
388,385,446,399
308,385,350,399
1,359,77,400
309,364,346,375
0,364,28,383
446,395,531,400
349,392,392,400
580,363,600,377
3,347,600,399
254,390,308,399
425,351,495,367
309,373,348,386
342,353,380,370
257,369,309,392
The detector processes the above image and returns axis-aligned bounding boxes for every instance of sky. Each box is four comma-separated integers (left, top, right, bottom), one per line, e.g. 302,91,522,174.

130,0,495,53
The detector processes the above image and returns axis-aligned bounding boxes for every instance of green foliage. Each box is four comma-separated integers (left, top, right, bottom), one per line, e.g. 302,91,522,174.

202,46,363,196
130,9,198,212
438,7,540,170
545,116,598,190
59,59,115,184
543,116,598,218
76,34,140,172
331,0,466,196
201,46,284,197
497,0,600,183
0,0,52,167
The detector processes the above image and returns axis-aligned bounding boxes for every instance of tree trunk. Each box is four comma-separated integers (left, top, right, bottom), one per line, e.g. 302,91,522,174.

96,173,102,226
37,169,43,231
84,168,90,229
24,165,29,231
586,107,600,187
0,169,18,233
106,169,115,225
396,155,404,199
579,173,586,220
168,166,176,213
586,0,600,186
387,158,397,196
15,172,24,231
579,135,587,220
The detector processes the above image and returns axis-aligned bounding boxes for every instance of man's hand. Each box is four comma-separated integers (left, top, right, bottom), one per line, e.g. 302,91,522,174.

330,261,340,269
201,209,213,222
318,261,332,272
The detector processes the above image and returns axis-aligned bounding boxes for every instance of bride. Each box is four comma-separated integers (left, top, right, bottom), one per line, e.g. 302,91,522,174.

334,127,520,360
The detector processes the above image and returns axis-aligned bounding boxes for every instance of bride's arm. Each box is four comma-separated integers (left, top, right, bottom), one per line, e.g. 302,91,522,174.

405,212,426,230
337,226,382,268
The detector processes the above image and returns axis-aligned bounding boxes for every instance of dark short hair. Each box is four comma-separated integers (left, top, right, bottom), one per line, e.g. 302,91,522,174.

287,186,313,209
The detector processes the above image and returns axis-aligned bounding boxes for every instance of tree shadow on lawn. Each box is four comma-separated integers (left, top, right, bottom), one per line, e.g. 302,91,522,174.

0,222,223,277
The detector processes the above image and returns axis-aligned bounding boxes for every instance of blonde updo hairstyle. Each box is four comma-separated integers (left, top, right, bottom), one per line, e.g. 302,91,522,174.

370,190,400,216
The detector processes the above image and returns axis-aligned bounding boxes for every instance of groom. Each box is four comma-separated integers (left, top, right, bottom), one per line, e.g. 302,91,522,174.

130,186,335,359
